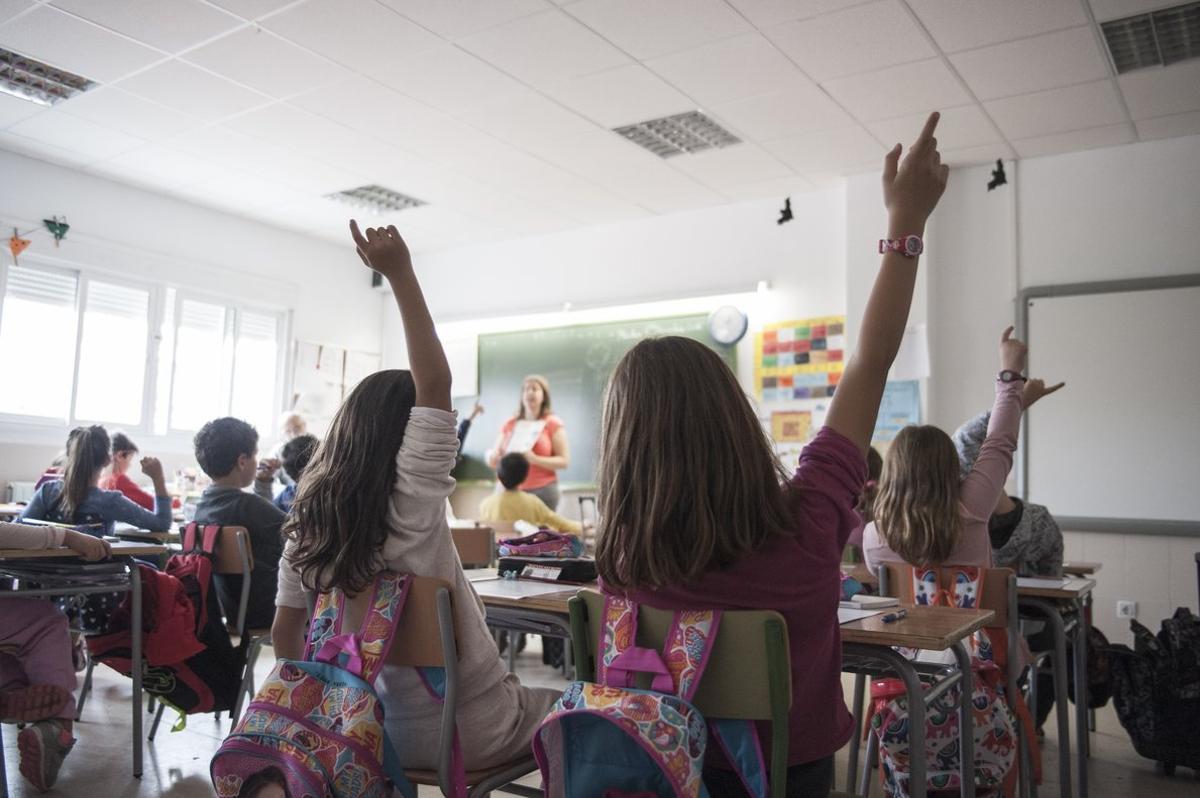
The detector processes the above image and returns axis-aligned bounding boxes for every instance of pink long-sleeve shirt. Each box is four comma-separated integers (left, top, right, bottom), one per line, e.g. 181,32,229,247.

0,520,65,550
863,379,1024,570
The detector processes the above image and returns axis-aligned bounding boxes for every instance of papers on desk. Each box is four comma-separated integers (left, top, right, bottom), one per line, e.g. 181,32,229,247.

1017,577,1072,589
838,607,885,624
471,577,572,600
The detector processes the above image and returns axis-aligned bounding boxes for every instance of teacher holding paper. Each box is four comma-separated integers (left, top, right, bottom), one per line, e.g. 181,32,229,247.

486,375,570,510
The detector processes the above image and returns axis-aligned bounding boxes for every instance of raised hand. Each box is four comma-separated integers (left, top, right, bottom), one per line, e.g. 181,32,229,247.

139,456,164,483
350,220,411,282
1024,378,1065,408
999,326,1028,374
64,529,111,561
883,112,950,231
257,457,281,481
470,403,485,421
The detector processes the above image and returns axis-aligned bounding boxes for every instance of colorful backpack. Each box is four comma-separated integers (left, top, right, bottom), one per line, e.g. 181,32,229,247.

533,593,768,798
210,572,465,798
869,565,1021,797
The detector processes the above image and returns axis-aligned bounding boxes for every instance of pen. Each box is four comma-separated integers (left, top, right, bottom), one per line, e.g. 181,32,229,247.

881,609,908,624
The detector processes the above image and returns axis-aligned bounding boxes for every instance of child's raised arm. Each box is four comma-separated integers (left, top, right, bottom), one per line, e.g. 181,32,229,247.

825,112,949,454
350,220,451,411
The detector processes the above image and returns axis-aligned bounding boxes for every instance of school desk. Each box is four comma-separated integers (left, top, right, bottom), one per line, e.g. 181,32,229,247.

0,503,24,520
1061,561,1101,576
1018,576,1097,798
0,541,166,789
475,579,992,798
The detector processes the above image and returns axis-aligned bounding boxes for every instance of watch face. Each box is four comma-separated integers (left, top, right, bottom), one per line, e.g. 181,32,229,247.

904,236,922,256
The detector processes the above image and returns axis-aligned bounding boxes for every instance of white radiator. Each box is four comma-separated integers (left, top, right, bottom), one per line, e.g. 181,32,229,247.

5,481,36,503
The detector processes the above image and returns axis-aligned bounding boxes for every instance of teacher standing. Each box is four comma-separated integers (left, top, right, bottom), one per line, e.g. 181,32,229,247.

486,375,570,510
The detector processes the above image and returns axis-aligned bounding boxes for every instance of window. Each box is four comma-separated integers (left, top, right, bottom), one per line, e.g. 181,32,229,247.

0,266,78,419
0,262,287,438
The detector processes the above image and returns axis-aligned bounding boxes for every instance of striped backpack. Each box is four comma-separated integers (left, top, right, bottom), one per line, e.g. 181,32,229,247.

210,572,466,798
533,594,768,798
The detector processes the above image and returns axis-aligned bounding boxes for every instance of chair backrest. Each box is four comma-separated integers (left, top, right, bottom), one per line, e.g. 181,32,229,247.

451,525,494,568
210,526,253,575
573,588,790,722
877,563,1015,628
334,574,457,669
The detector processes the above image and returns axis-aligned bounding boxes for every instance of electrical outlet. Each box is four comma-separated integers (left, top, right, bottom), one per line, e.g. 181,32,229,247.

1116,600,1138,619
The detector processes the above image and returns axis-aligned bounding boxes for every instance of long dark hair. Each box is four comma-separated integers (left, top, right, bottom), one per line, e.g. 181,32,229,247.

595,337,793,591
283,370,416,596
57,425,110,521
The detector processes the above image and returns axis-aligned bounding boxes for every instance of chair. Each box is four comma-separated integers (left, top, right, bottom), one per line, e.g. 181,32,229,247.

338,574,541,798
853,564,1034,798
452,523,495,568
572,588,794,798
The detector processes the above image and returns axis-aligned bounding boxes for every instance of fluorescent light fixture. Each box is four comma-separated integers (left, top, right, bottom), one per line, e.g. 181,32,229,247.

614,110,741,159
0,47,95,106
326,184,426,215
1101,1,1200,74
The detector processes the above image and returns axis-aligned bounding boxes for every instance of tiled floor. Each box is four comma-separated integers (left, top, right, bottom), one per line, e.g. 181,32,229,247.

3,638,1198,797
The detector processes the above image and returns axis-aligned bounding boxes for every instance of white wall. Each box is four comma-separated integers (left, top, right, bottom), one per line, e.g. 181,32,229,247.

0,151,383,491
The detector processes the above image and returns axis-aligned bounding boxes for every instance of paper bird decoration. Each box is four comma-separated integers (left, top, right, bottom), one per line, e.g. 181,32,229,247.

9,229,31,265
43,216,69,246
987,160,1007,191
777,197,793,225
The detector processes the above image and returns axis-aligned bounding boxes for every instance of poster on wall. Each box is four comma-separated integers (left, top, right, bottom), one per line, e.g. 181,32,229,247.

754,315,846,402
872,380,921,444
291,341,381,435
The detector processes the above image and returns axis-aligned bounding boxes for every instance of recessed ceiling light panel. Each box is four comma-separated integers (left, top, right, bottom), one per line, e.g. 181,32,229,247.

614,110,741,159
326,184,427,214
1101,1,1200,74
0,47,96,106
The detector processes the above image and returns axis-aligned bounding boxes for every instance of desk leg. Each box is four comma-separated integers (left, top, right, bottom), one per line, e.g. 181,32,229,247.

1083,591,1095,735
131,563,143,779
1073,599,1089,798
1023,599,1071,798
846,672,865,793
951,641,976,798
843,645,927,798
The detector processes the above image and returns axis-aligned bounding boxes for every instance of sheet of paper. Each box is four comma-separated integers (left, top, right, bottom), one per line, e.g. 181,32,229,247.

506,420,546,453
470,578,572,599
465,568,498,582
838,607,885,624
1017,577,1072,589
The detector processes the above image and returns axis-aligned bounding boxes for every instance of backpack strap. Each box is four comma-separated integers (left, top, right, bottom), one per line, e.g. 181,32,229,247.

909,565,984,609
661,609,722,702
596,593,650,687
308,572,412,684
304,589,346,662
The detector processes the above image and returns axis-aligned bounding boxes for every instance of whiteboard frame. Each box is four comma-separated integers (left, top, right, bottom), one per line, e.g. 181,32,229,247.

1016,273,1200,537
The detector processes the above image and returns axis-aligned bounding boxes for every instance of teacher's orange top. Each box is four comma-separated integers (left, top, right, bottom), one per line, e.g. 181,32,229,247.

500,414,564,490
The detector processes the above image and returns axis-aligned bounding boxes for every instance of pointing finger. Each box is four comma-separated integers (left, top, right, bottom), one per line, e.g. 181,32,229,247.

349,219,369,250
1001,325,1014,342
913,111,940,150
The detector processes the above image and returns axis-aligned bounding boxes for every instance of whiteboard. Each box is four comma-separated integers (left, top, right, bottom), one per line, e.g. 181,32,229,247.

1025,285,1200,525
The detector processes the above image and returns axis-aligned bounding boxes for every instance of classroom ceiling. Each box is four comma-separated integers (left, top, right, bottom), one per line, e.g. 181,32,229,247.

1,0,1198,252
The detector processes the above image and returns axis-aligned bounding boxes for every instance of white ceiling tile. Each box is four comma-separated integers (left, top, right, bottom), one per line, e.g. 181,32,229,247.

667,143,793,188
1012,122,1136,158
906,0,1088,53
542,63,694,128
764,0,935,82
187,169,302,208
183,27,339,98
646,33,813,107
940,142,1012,167
725,0,873,27
985,79,1128,139
379,0,550,39
718,173,813,203
950,26,1112,101
97,144,218,187
376,45,528,114
458,9,630,89
762,125,885,172
118,59,269,119
1088,1,1175,22
0,129,92,167
56,86,197,139
865,104,1000,150
50,0,241,53
564,0,751,60
0,5,162,83
0,91,44,128
223,102,357,155
0,1,32,25
290,78,447,142
262,0,442,75
456,88,600,148
207,0,294,20
823,58,971,122
711,84,854,141
7,109,145,160
1135,110,1200,141
1118,60,1200,120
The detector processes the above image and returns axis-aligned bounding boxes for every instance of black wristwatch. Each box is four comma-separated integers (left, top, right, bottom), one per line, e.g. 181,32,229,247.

998,369,1027,383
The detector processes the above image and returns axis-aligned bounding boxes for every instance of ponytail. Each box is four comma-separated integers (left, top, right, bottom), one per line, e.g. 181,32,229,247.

57,425,110,521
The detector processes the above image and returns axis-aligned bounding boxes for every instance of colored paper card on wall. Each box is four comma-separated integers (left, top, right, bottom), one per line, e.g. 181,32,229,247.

872,380,921,444
772,410,812,444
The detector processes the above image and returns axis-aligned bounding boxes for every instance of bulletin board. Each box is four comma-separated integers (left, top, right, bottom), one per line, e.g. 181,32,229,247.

290,341,381,435
754,315,846,402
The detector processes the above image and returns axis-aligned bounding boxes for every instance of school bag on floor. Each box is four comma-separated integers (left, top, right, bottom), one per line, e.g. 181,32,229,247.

88,523,242,718
869,566,1021,797
210,572,461,798
533,593,768,798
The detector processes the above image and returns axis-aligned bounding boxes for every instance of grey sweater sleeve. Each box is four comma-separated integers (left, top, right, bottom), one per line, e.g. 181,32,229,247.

952,410,992,480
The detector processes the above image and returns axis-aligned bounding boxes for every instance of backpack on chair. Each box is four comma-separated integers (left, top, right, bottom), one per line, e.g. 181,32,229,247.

533,593,768,798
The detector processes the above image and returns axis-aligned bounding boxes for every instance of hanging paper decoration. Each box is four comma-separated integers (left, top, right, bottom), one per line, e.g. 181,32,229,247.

43,216,69,246
9,228,31,265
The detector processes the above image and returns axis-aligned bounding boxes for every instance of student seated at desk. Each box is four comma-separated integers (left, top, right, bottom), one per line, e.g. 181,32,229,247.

98,431,155,511
0,521,110,791
257,433,318,514
479,453,582,534
595,114,948,797
20,425,173,536
272,220,558,771
192,417,285,630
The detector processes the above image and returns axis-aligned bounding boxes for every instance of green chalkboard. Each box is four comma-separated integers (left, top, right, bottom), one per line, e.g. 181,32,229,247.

454,314,736,486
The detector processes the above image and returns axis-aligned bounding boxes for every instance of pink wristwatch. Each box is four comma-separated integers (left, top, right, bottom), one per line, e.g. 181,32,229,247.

879,234,924,257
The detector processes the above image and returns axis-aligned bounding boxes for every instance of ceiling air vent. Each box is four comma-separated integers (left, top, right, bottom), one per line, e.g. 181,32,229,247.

326,184,426,214
614,110,741,159
0,47,95,106
1101,1,1200,74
